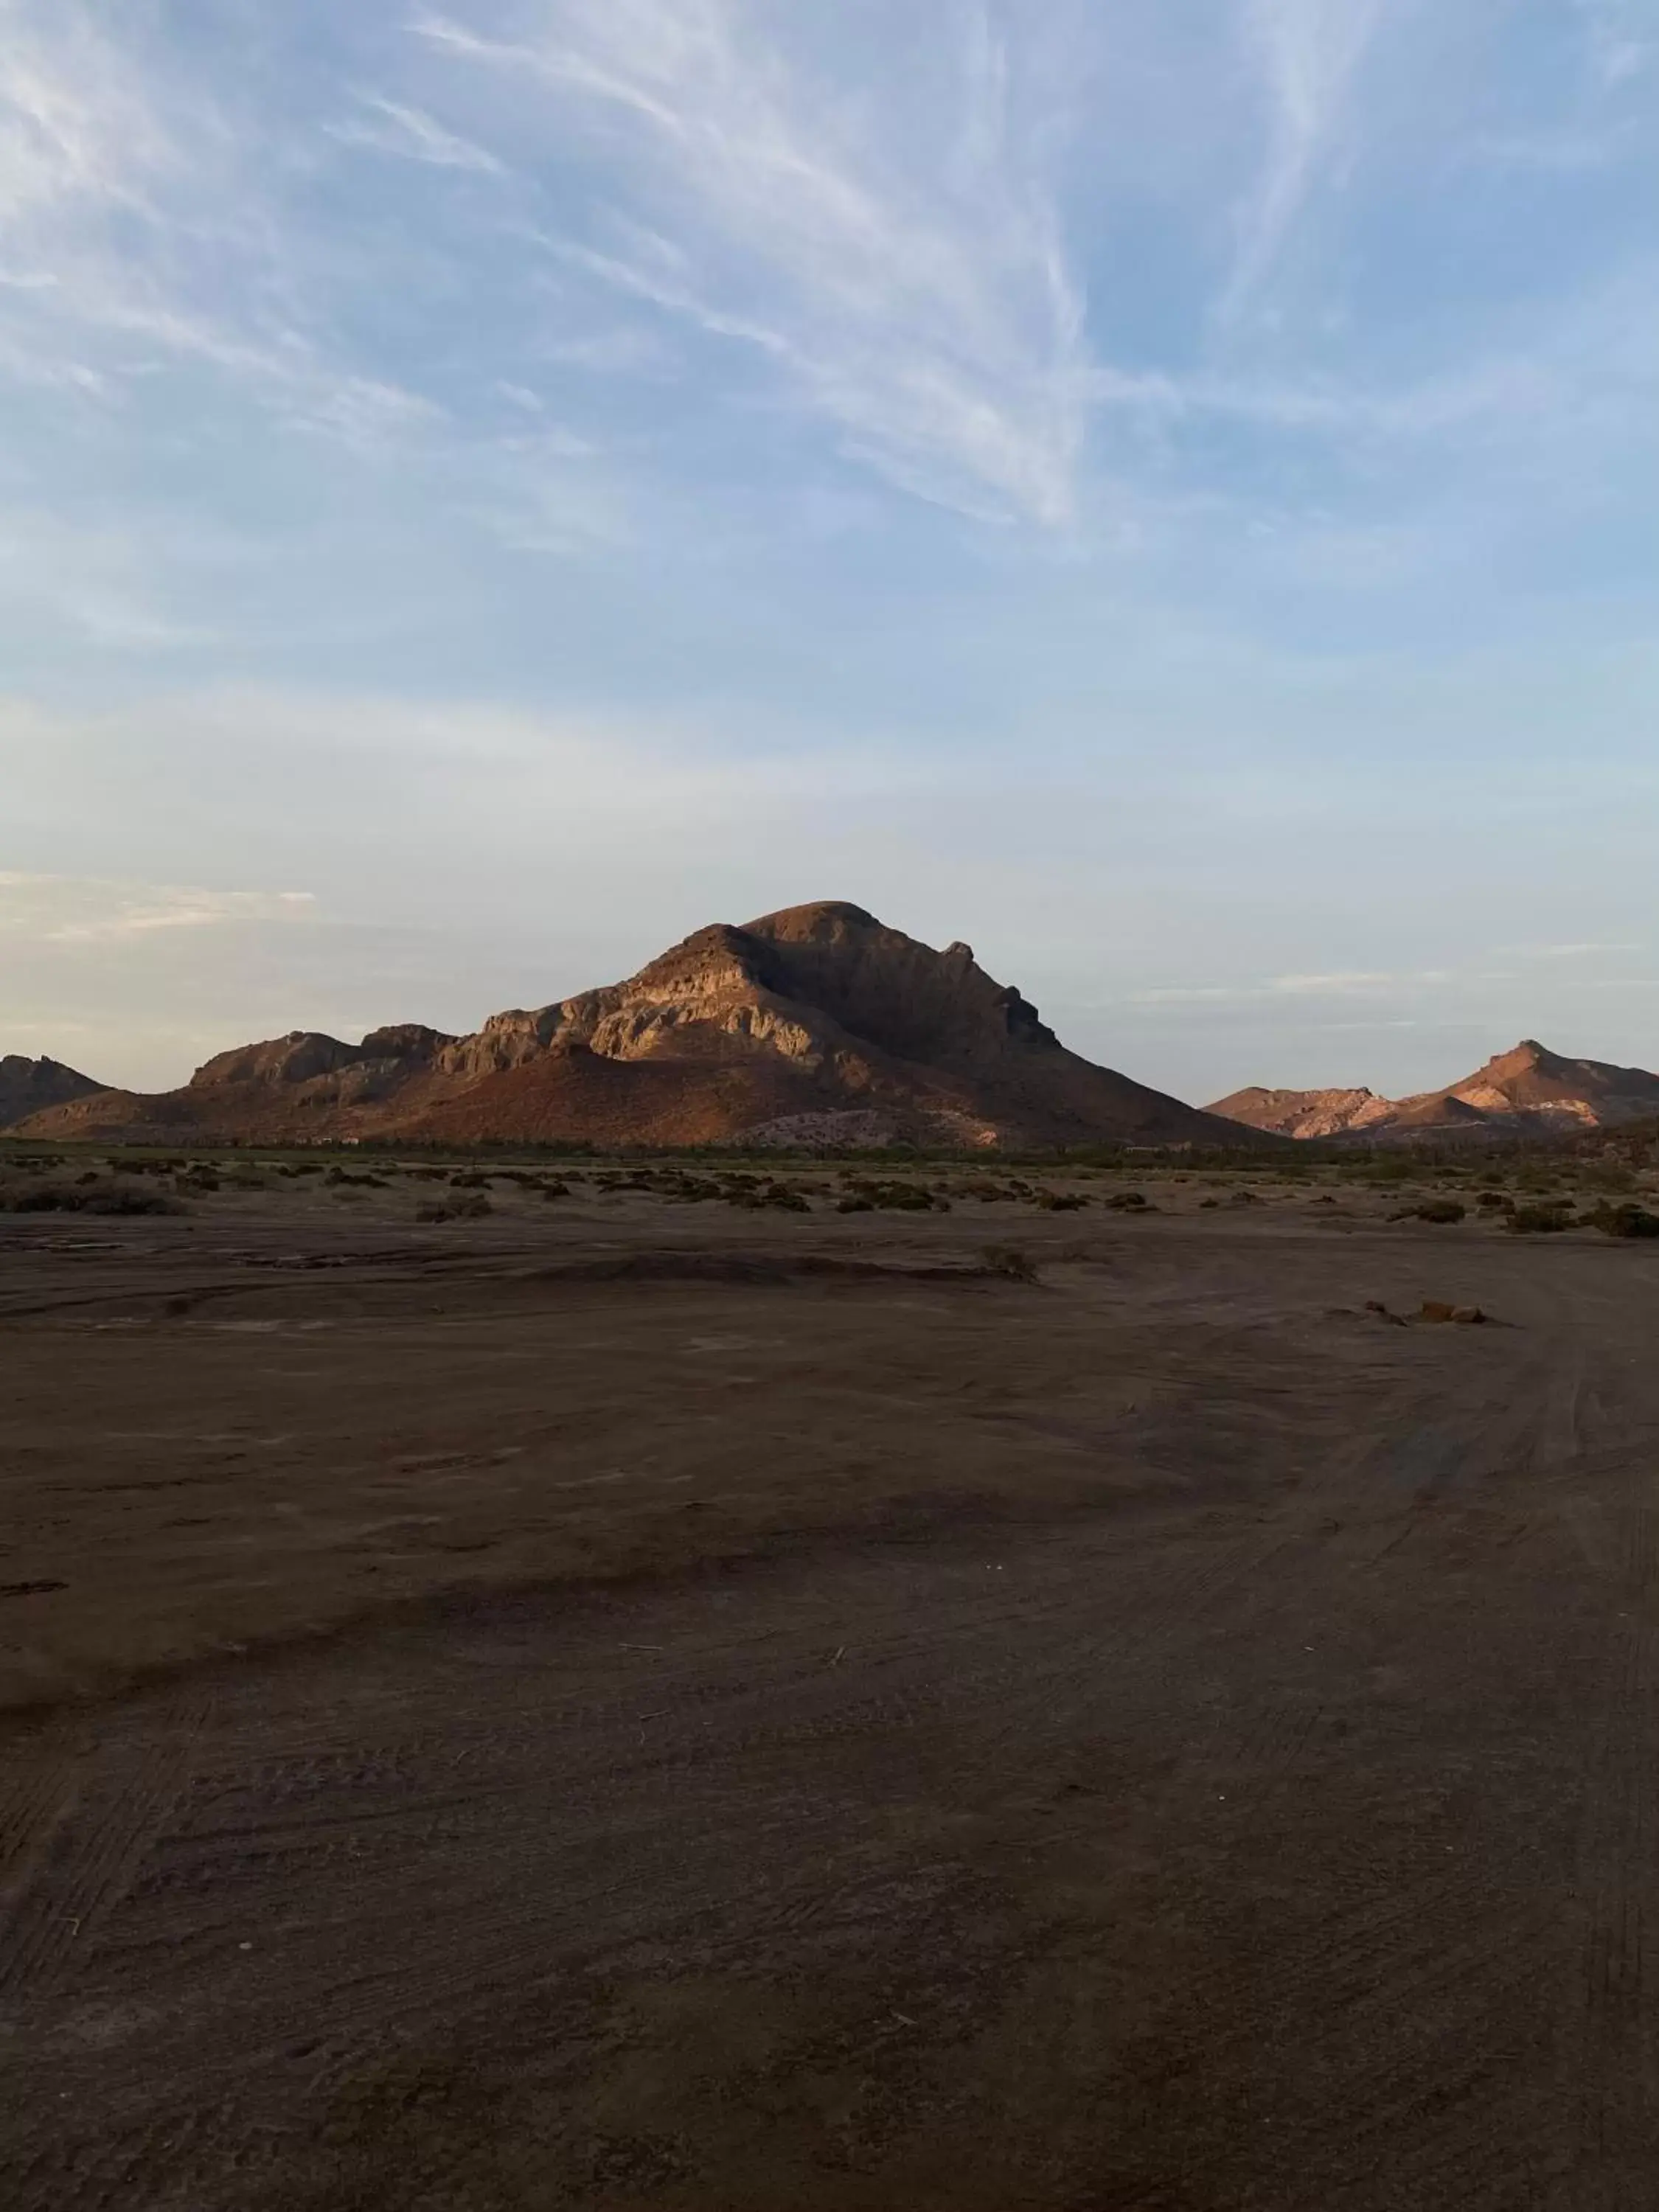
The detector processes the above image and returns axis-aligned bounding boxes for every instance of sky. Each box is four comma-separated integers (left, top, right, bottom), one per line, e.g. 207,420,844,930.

2,0,1657,1104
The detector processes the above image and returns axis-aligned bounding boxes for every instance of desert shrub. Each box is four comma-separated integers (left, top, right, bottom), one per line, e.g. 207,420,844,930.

1509,1203,1573,1235
1391,1200,1467,1225
1585,1163,1638,1194
1515,1166,1562,1194
1366,1159,1416,1184
1477,1189,1513,1210
540,1178,571,1200
839,1180,943,1213
1592,1203,1659,1239
836,1195,875,1214
760,1183,810,1212
416,1191,493,1222
94,1183,187,1216
1037,1192,1089,1212
0,1181,182,1216
981,1245,1038,1282
1104,1191,1148,1212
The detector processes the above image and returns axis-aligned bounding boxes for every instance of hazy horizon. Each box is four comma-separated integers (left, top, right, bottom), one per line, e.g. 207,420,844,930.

4,2,1656,1104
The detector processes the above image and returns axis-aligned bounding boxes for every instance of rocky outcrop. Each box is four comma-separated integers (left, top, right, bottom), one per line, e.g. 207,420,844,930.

1429,1040,1659,1128
1208,1040,1659,1142
0,1054,108,1132
15,901,1257,1151
1205,1086,1397,1140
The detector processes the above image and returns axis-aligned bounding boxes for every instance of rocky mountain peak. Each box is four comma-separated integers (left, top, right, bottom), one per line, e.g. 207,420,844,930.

0,1054,108,1132
10,901,1251,1150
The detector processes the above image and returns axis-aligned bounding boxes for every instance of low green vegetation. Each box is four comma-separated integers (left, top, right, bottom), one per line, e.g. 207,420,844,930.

0,1180,182,1216
3,1123,1656,1245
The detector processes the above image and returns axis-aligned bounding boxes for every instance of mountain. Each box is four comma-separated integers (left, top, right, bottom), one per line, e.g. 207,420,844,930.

15,902,1256,1152
0,1054,108,1133
1204,1086,1397,1141
1208,1040,1659,1141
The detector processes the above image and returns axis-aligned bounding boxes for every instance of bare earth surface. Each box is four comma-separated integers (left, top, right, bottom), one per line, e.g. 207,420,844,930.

4,1171,1659,2208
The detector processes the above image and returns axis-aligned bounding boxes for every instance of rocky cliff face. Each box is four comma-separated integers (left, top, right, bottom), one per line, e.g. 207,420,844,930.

14,902,1253,1151
1208,1040,1659,1141
0,1054,108,1132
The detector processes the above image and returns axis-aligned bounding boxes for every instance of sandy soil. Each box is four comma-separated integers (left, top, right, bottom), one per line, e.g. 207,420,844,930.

4,1164,1659,2208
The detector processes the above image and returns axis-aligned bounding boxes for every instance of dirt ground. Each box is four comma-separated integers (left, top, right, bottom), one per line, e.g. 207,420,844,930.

4,1159,1659,2208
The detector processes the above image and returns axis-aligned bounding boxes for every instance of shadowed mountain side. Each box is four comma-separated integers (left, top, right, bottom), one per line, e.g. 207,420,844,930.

1209,1040,1659,1141
0,1054,108,1133
14,902,1256,1151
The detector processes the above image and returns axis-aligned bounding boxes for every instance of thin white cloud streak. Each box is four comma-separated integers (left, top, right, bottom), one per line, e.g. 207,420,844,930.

418,0,1089,524
0,872,316,945
1515,941,1644,959
0,4,175,224
1133,970,1400,1006
330,96,504,174
1125,956,1654,1009
1225,0,1391,319
0,5,436,450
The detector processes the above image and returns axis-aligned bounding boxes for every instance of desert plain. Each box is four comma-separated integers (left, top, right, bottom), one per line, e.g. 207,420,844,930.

4,1145,1659,2210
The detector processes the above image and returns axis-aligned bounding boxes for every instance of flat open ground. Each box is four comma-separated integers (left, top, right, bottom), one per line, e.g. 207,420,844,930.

4,1158,1659,2208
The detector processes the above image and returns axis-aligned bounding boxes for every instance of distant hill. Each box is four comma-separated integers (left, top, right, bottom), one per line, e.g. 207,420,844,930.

1204,1086,1397,1141
0,1054,108,1133
1209,1040,1659,1141
16,902,1259,1152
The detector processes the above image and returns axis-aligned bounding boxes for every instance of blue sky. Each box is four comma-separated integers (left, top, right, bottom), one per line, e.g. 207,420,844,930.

2,0,1656,1101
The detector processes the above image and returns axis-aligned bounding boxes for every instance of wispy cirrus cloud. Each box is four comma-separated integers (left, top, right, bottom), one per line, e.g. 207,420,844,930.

1512,941,1644,960
0,3,434,448
1225,0,1392,319
1133,970,1402,1008
328,94,504,175
417,0,1089,524
0,872,316,945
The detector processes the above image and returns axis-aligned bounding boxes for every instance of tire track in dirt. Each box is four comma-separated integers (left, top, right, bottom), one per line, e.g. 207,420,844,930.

0,1724,83,1902
0,1694,210,2011
1567,1573,1659,2187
